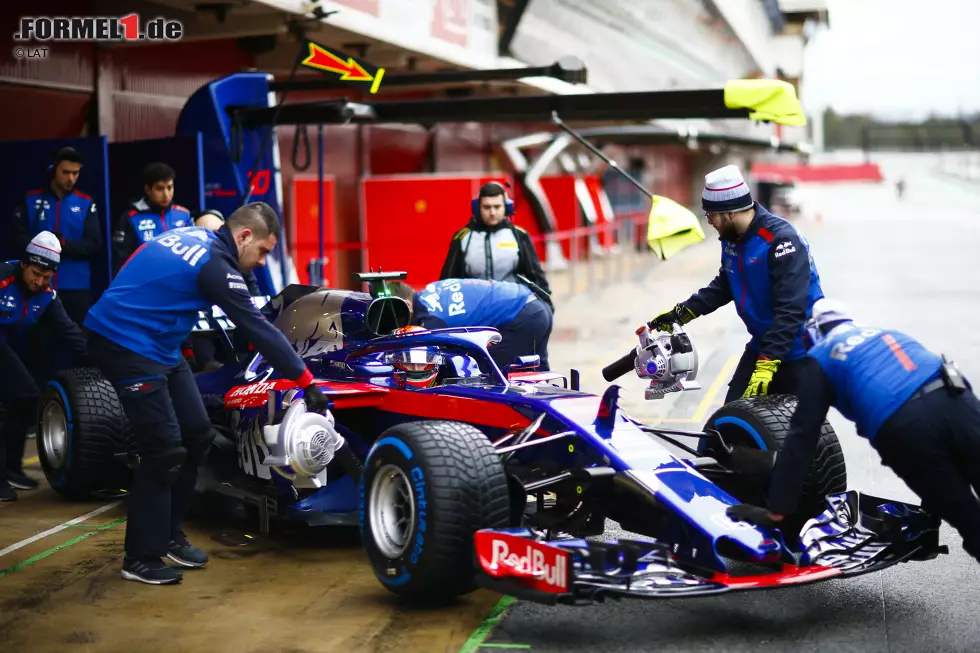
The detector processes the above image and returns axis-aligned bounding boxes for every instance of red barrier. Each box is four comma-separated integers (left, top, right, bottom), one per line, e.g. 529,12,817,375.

290,175,337,285
751,162,884,183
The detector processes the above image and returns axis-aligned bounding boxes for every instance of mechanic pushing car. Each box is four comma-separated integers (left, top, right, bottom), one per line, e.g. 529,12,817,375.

83,202,329,586
439,181,553,312
0,232,88,501
9,147,103,325
647,165,824,401
387,277,553,372
727,299,980,563
112,162,192,272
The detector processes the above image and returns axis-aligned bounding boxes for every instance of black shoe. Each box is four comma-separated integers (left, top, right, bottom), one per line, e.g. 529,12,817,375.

167,532,209,568
7,470,39,491
121,557,183,585
0,483,16,502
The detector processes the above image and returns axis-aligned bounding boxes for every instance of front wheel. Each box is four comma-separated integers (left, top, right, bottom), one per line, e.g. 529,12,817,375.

703,394,847,532
360,420,511,603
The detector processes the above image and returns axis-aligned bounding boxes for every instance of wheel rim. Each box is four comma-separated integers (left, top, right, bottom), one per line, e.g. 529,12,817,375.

41,401,68,470
369,464,416,559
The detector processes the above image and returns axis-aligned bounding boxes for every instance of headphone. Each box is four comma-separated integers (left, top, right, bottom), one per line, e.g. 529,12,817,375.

471,181,515,217
48,146,85,171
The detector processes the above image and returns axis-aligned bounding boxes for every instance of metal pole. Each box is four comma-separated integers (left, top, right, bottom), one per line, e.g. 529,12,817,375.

317,123,325,284
551,111,653,199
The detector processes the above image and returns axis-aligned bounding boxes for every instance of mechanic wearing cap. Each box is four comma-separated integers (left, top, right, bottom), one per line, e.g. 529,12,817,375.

112,162,192,272
9,147,103,325
727,299,980,563
387,278,553,372
84,202,328,585
647,165,824,402
0,232,88,501
439,181,554,312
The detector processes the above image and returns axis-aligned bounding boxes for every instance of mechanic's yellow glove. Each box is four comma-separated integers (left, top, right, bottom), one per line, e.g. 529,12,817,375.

742,358,781,398
648,303,697,332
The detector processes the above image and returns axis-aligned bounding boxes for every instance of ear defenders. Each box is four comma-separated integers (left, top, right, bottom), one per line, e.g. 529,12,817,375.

471,181,515,217
48,146,84,171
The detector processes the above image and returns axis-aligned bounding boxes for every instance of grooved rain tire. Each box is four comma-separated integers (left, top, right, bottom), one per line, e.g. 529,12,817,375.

704,394,847,522
360,420,511,603
37,367,133,500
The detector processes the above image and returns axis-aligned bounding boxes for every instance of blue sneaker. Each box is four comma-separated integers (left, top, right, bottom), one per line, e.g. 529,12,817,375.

166,532,209,568
121,557,183,585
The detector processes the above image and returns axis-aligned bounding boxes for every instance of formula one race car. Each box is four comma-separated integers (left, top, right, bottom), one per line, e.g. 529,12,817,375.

34,272,946,605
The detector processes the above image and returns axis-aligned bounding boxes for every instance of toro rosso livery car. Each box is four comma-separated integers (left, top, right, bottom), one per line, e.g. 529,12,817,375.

36,272,946,605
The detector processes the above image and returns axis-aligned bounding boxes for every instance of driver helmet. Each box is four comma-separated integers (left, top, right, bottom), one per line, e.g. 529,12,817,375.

803,298,853,349
390,326,445,389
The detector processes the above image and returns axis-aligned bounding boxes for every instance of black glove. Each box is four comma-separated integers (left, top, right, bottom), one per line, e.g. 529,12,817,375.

726,504,783,529
648,303,696,332
303,382,328,414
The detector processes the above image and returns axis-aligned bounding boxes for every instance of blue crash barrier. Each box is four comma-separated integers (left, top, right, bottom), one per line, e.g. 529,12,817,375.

108,133,206,232
0,136,113,294
176,72,292,296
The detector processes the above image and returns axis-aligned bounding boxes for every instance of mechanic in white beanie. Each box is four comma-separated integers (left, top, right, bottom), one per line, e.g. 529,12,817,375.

24,230,62,272
0,230,87,501
645,163,826,404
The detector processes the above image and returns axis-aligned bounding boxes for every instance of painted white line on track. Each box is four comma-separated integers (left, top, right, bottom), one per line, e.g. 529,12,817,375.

0,501,122,560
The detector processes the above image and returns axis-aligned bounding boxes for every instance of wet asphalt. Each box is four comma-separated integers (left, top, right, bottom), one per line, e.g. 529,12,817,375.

478,153,980,653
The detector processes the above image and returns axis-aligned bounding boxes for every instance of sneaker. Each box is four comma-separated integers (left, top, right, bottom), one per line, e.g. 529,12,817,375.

0,483,16,502
7,470,39,491
121,557,183,585
167,532,209,568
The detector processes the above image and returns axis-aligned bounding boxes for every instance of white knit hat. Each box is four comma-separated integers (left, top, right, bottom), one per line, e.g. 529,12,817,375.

25,231,62,270
702,164,754,214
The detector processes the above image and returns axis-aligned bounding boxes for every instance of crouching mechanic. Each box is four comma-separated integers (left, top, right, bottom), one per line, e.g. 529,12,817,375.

0,233,88,501
647,165,824,402
727,299,980,564
84,202,328,585
387,278,553,372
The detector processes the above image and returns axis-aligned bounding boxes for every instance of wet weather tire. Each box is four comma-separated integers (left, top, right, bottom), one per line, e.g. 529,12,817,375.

37,368,132,500
703,394,847,522
360,420,511,603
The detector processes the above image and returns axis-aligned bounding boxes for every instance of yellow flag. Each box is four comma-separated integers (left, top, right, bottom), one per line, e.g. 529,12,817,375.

646,194,705,260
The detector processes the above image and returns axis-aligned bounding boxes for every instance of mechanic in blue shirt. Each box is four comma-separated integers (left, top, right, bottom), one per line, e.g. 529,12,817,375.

112,162,192,272
647,165,823,402
84,202,328,586
727,299,980,564
387,278,553,372
0,232,88,502
9,147,103,325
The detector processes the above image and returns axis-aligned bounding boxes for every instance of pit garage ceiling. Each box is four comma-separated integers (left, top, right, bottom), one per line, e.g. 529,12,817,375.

91,0,592,97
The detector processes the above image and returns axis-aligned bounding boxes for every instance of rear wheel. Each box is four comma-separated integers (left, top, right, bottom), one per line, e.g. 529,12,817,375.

37,368,132,500
360,420,511,603
702,395,847,536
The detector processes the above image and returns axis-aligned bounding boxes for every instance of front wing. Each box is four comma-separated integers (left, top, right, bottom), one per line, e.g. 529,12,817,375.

472,491,947,605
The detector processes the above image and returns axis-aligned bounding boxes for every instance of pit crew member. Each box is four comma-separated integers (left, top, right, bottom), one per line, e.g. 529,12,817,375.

113,162,192,272
439,182,553,311
9,147,102,324
387,278,553,372
0,233,88,501
727,299,980,564
84,202,328,586
647,165,824,402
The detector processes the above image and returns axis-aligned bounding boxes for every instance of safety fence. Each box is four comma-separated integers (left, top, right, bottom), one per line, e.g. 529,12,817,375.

306,212,660,297
935,150,980,183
